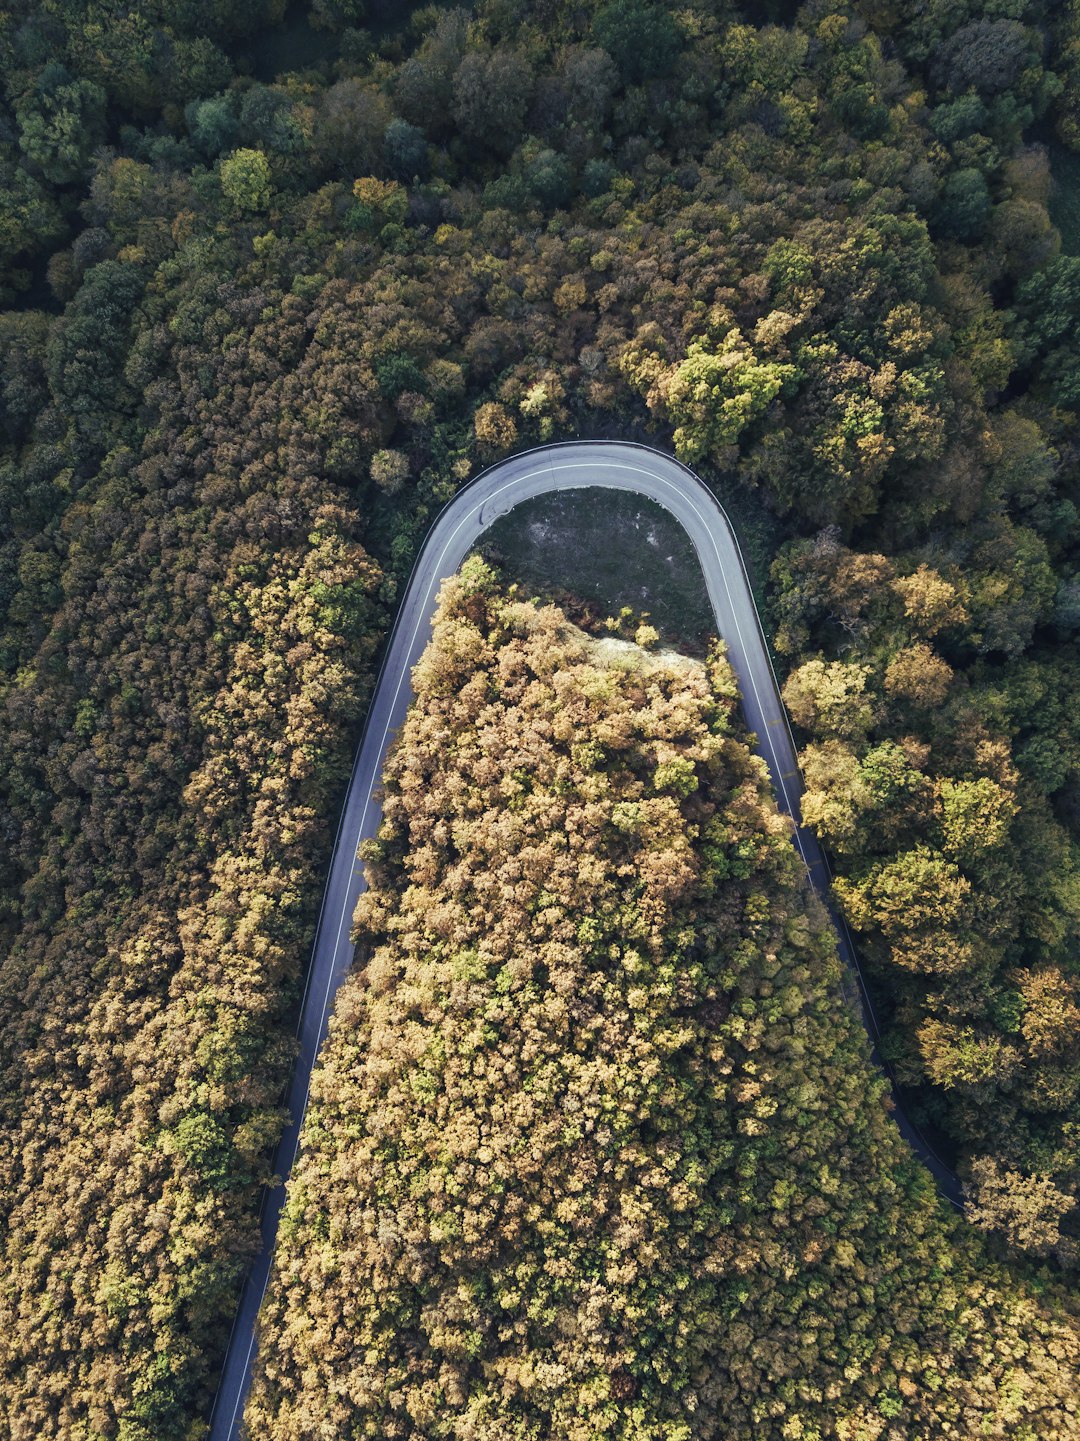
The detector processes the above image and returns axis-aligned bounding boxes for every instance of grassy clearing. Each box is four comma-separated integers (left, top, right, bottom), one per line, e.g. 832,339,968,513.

478,487,717,652
478,477,784,656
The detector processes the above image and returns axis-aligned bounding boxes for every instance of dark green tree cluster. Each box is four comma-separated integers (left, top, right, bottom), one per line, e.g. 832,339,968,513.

0,0,1077,1431
0,0,286,301
247,563,1080,1441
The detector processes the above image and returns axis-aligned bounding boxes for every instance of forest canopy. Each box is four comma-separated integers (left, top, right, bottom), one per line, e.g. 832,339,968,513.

0,0,1078,1432
246,564,1080,1441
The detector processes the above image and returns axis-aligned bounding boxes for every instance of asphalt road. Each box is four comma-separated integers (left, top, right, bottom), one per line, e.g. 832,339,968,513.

207,441,963,1440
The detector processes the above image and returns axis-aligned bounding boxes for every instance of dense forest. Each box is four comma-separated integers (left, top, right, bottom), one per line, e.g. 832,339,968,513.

0,0,1078,1432
247,563,1080,1439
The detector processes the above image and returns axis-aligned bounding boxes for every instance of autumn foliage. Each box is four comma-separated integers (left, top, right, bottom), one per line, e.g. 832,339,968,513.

246,567,1080,1441
772,530,1080,1254
0,0,1077,1426
0,328,384,1435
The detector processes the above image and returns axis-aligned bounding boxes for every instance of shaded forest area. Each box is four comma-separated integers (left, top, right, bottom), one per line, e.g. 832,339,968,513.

0,0,1079,1433
248,563,1080,1441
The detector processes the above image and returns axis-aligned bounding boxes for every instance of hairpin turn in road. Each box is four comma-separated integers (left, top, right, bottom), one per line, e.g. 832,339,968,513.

207,441,963,1440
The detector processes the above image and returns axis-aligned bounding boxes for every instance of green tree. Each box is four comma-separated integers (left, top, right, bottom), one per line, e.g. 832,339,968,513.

220,148,272,213
315,80,391,175
624,329,798,465
935,168,992,242
835,847,975,974
451,47,533,158
1016,256,1080,407
244,573,1080,1441
186,95,239,158
383,118,428,181
931,18,1037,97
16,66,107,185
593,0,682,84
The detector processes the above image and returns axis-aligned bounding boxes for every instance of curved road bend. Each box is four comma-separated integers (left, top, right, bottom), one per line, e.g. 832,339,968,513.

208,441,963,1440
